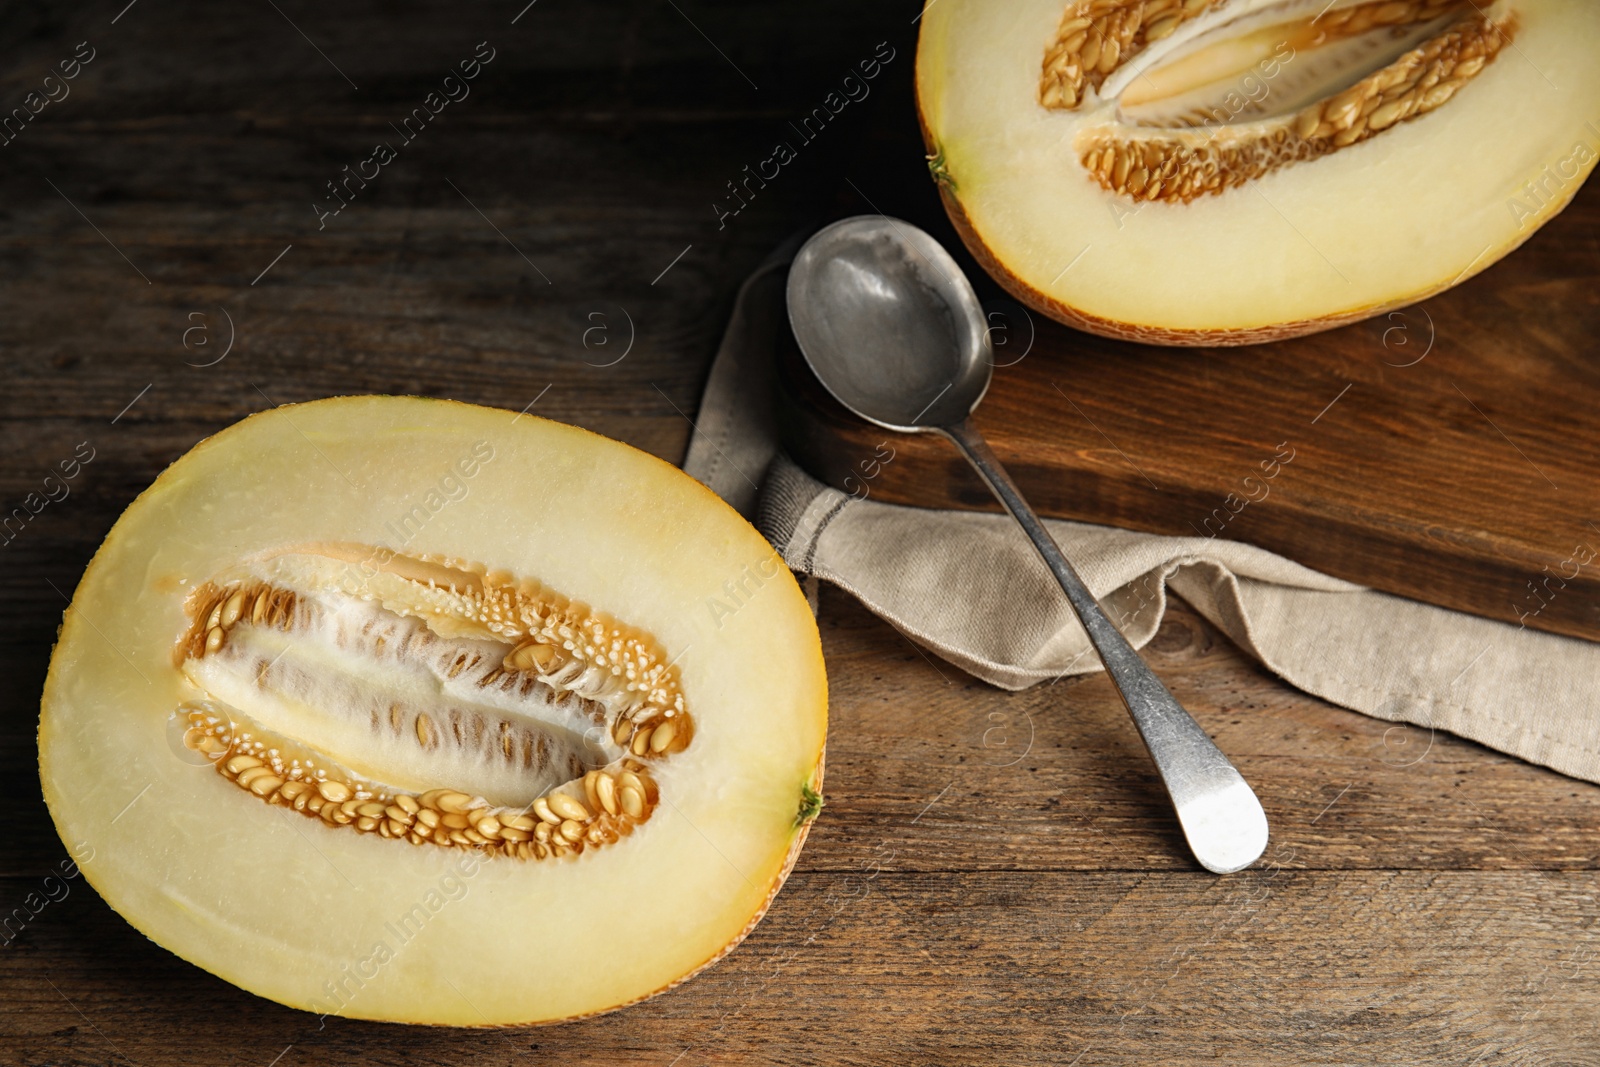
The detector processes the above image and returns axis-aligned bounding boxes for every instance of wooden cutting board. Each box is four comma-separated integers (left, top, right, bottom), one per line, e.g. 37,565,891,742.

778,180,1600,643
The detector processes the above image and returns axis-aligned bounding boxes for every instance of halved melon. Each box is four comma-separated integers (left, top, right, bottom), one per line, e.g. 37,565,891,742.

38,396,827,1025
917,0,1600,343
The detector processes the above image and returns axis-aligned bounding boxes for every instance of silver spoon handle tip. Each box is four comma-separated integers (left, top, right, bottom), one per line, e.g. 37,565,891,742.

939,418,1269,874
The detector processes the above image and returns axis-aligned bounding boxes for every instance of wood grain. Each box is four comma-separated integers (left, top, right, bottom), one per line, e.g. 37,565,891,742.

1,2,1596,1064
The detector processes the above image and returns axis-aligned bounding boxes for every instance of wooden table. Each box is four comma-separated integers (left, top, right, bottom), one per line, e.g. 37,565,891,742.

2,2,1596,1063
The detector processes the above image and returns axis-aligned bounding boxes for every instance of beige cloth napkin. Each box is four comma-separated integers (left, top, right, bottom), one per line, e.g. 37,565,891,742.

685,253,1600,785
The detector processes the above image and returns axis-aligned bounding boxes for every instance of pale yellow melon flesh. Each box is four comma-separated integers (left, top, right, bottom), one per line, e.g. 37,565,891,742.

918,0,1600,343
38,396,827,1025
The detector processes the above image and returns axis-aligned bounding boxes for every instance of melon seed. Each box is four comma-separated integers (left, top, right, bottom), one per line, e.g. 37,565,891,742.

221,591,245,627
434,791,474,814
226,755,263,776
620,786,645,819
236,766,272,789
548,793,590,823
595,774,618,816
248,775,284,797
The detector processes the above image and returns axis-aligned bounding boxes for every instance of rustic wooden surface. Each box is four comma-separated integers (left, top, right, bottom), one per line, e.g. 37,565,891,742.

2,2,1597,1065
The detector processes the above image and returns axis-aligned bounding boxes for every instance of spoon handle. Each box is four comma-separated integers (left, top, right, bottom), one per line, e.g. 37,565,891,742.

940,417,1268,874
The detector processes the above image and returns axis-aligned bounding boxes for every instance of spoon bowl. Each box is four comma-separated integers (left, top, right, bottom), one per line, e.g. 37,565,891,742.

786,216,992,432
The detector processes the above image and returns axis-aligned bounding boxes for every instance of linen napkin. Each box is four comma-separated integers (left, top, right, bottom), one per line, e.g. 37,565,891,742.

685,251,1600,785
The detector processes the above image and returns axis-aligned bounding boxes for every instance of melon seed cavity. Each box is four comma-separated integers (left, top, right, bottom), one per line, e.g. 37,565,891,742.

1040,0,1515,202
174,545,692,861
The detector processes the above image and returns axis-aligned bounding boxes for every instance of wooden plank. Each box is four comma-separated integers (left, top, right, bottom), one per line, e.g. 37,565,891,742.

812,594,1600,875
3,866,1594,1064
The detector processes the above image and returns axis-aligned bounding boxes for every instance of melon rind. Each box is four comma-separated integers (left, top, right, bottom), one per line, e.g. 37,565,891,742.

916,0,1600,344
38,395,828,1025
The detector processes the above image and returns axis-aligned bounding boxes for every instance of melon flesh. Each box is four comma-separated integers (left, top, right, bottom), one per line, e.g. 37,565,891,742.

38,396,827,1025
917,0,1600,343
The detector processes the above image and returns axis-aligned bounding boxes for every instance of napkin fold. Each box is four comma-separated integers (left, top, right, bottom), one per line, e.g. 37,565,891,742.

685,252,1600,785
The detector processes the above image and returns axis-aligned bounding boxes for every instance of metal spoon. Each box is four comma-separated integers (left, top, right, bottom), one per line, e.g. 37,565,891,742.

786,215,1268,874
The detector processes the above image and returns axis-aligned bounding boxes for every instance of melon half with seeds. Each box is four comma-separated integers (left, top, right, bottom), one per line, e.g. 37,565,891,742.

917,0,1600,343
38,396,827,1025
